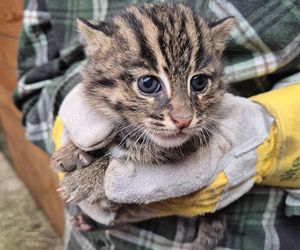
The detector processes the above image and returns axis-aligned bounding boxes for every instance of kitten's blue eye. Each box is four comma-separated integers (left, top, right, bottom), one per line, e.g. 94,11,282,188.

138,76,161,94
191,75,209,92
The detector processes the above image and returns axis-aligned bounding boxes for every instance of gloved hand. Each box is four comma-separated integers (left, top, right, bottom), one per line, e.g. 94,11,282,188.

53,82,300,225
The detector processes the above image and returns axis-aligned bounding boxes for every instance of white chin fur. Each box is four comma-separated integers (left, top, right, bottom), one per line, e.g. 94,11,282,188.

150,133,190,148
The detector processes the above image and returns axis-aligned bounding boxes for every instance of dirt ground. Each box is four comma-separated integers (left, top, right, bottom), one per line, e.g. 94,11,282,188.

0,151,62,250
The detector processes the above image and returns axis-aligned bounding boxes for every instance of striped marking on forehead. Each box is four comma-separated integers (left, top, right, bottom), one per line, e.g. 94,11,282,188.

112,4,205,72
142,5,186,70
113,16,140,54
142,4,204,78
116,8,161,72
113,7,169,72
130,7,168,70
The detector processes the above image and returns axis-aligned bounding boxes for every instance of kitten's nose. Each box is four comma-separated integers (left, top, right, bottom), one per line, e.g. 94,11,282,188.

170,114,192,129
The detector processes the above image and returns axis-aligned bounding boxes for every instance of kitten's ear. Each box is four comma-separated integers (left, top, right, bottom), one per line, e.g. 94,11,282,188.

77,17,111,55
209,16,235,56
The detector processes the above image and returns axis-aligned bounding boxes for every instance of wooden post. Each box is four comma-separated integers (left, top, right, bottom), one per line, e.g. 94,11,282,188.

0,0,64,236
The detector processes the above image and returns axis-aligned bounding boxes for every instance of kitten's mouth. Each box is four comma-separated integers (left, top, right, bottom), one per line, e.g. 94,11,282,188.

149,131,190,148
159,132,187,139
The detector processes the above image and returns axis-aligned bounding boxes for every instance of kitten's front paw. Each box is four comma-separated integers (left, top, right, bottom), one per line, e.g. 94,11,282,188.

51,142,94,172
58,159,108,203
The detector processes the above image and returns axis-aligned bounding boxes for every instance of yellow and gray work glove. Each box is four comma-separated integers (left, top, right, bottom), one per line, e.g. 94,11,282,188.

53,82,300,224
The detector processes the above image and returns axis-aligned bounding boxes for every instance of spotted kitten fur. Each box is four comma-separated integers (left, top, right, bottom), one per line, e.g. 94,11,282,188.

52,3,234,249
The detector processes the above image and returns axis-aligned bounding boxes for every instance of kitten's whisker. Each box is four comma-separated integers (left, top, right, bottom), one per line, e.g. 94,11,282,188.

117,124,143,148
117,123,145,147
205,121,232,148
125,128,147,164
105,122,141,144
110,123,135,137
203,123,232,159
140,128,151,159
108,123,145,160
135,128,149,162
141,129,152,163
147,128,167,163
196,132,205,159
96,122,137,158
195,131,204,159
206,117,243,137
202,127,213,163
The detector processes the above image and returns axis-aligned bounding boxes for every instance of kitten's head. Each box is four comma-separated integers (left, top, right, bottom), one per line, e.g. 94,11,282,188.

78,3,234,148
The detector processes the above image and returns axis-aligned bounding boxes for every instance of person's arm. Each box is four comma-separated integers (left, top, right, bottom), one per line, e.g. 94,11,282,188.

148,81,300,217
51,81,300,225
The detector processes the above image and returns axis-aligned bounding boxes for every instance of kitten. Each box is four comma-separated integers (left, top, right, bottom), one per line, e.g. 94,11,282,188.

52,3,234,249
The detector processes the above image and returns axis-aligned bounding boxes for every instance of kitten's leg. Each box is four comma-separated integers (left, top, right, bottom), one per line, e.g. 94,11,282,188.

59,157,108,203
52,142,120,230
51,142,109,203
192,214,226,250
51,142,114,203
51,142,94,172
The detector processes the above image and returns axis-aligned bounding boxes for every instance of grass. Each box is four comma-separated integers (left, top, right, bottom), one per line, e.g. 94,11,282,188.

0,152,62,250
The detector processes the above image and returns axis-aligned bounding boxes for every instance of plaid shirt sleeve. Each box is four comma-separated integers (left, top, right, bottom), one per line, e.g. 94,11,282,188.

14,0,300,249
14,0,87,153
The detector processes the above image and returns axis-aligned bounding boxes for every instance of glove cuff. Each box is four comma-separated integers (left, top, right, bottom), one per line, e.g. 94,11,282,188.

252,82,300,188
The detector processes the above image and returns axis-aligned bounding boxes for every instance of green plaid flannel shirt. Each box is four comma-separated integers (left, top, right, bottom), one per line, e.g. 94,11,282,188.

14,0,300,249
